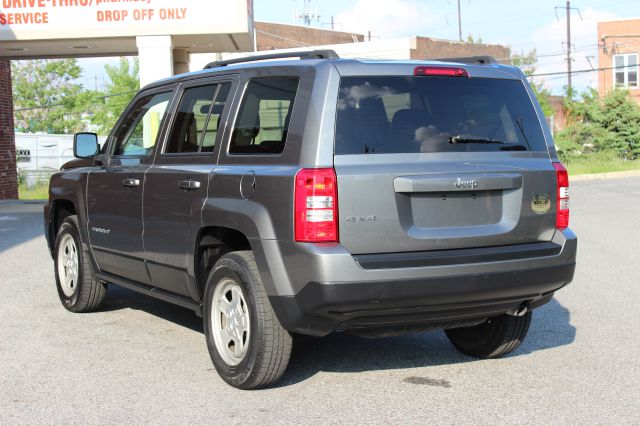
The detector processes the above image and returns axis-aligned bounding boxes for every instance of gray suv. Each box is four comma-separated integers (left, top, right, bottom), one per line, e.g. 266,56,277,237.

44,50,577,389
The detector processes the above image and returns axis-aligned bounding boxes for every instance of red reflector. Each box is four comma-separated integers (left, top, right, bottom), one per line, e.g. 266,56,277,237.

414,66,469,77
552,162,570,230
294,168,339,242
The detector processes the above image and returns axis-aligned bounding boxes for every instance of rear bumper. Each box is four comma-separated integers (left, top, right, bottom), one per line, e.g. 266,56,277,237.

269,263,573,336
259,229,577,336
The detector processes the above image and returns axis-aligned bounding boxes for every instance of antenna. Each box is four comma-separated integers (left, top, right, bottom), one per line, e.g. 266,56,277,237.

294,0,320,27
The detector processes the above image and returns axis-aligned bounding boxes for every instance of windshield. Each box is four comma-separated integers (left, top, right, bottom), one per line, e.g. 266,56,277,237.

334,76,547,154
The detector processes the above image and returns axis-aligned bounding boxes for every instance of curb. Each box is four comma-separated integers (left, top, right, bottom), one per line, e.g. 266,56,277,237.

0,199,47,204
571,169,640,182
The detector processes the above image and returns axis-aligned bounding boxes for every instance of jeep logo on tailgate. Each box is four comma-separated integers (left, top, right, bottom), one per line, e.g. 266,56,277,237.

455,178,479,189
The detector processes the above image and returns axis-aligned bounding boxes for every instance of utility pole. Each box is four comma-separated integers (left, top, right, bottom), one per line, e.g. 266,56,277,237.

555,1,582,95
294,0,320,27
566,0,572,93
457,0,462,42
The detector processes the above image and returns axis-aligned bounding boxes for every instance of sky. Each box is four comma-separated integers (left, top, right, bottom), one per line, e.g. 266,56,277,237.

79,0,639,95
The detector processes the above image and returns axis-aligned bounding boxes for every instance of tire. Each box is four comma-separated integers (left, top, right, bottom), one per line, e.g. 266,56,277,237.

444,311,532,358
54,216,107,313
203,251,292,389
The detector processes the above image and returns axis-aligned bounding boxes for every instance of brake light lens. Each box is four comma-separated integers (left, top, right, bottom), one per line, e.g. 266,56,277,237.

295,168,338,242
553,162,569,230
414,66,469,77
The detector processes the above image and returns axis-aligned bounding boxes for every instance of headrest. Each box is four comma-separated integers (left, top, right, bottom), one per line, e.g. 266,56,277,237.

199,103,225,115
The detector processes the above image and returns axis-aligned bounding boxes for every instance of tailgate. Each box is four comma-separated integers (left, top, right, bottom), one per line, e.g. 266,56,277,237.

335,154,557,254
333,72,557,255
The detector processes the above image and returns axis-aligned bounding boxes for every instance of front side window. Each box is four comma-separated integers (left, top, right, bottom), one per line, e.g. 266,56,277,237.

229,78,299,155
164,82,231,154
335,76,547,154
613,53,639,89
112,91,172,157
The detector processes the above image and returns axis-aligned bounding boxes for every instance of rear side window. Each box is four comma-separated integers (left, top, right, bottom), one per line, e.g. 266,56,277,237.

335,76,547,154
229,78,299,154
165,82,231,154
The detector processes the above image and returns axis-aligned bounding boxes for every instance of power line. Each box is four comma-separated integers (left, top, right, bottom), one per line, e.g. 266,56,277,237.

495,44,599,63
254,29,312,47
530,62,638,77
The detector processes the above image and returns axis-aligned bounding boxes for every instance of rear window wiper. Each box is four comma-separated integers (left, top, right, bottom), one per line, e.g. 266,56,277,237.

449,135,506,145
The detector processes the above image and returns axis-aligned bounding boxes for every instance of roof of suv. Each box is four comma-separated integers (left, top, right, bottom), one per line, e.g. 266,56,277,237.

142,50,524,91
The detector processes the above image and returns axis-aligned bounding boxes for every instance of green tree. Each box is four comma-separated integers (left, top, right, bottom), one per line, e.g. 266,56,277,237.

90,57,140,135
466,34,484,44
555,88,640,161
12,59,93,134
599,89,640,159
511,49,553,117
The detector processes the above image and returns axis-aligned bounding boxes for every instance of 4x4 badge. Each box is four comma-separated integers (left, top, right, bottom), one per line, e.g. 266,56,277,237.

531,193,551,214
91,226,111,234
345,215,377,223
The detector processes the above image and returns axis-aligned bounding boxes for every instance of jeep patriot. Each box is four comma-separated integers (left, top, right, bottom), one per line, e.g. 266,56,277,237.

45,50,577,389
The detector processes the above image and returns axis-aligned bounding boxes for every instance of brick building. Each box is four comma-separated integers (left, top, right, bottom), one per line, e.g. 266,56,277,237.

0,59,18,200
411,37,509,63
597,18,640,104
255,22,364,50
253,22,510,62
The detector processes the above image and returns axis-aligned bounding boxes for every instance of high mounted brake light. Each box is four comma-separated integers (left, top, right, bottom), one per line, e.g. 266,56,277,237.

294,168,339,242
414,66,469,77
553,162,570,230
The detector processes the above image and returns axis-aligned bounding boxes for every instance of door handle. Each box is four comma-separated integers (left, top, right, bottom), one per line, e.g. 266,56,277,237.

178,180,201,190
122,178,140,188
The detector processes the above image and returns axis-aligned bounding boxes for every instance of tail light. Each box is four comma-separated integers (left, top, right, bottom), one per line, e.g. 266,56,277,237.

414,66,469,77
553,162,569,230
294,168,338,242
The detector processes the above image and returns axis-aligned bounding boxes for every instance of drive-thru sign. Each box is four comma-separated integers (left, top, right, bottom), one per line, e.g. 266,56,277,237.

0,0,254,58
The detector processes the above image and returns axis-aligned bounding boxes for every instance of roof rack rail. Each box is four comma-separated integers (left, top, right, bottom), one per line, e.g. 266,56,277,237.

204,49,340,69
434,56,497,65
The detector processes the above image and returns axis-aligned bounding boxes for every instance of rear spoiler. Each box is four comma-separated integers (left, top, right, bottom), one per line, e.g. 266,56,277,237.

434,56,497,65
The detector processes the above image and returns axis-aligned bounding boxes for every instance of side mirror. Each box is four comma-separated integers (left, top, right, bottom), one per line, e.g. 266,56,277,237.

73,132,99,159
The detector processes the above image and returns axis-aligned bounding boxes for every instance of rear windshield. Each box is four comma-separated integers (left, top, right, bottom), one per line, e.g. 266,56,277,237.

335,76,547,154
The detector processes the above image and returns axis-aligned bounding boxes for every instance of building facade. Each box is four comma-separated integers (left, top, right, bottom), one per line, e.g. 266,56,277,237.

252,22,510,63
255,22,364,50
598,18,640,104
0,59,18,200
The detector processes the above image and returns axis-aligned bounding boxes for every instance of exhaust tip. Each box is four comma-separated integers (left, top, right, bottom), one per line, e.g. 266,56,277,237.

507,303,529,317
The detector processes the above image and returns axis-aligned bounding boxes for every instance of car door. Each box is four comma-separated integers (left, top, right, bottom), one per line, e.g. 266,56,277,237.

143,78,235,297
87,88,174,284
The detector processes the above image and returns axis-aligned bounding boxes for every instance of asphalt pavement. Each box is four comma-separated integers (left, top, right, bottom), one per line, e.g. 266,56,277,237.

1,178,639,424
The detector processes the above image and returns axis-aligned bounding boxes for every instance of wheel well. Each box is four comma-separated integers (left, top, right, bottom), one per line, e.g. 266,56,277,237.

196,227,251,298
51,200,76,242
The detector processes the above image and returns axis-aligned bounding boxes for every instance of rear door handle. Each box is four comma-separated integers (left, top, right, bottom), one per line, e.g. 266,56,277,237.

178,180,201,190
122,178,140,188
